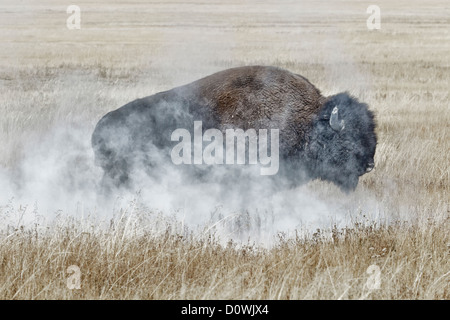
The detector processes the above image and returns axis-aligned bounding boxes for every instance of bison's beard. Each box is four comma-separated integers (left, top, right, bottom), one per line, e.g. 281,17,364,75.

333,174,359,193
304,158,361,193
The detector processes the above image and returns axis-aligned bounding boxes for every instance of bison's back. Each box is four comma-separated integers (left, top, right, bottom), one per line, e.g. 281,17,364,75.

180,65,325,152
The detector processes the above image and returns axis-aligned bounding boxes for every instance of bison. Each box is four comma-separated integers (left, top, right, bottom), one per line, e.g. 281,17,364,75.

92,66,376,193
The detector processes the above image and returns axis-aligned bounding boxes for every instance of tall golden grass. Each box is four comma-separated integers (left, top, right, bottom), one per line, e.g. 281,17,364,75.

0,0,448,299
0,207,448,299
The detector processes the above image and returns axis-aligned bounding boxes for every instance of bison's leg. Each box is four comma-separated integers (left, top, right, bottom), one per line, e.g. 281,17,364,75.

99,157,130,190
92,128,132,192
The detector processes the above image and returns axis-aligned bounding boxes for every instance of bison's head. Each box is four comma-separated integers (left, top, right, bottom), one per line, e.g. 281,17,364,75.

306,92,377,192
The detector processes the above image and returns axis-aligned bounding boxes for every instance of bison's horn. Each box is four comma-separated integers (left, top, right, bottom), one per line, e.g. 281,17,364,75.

366,162,375,172
329,106,345,132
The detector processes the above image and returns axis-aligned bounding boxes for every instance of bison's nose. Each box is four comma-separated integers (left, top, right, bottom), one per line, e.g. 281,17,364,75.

366,162,374,172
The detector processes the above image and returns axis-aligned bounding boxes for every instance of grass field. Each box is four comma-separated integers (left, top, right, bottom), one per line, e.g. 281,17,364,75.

0,0,448,299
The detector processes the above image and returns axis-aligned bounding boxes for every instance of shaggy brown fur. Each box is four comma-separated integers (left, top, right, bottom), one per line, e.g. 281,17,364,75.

181,66,326,154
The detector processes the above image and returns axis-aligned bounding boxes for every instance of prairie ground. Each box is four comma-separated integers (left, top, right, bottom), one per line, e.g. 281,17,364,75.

0,0,448,299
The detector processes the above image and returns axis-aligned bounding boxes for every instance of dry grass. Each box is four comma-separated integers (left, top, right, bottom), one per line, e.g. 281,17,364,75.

0,0,449,299
0,210,448,299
